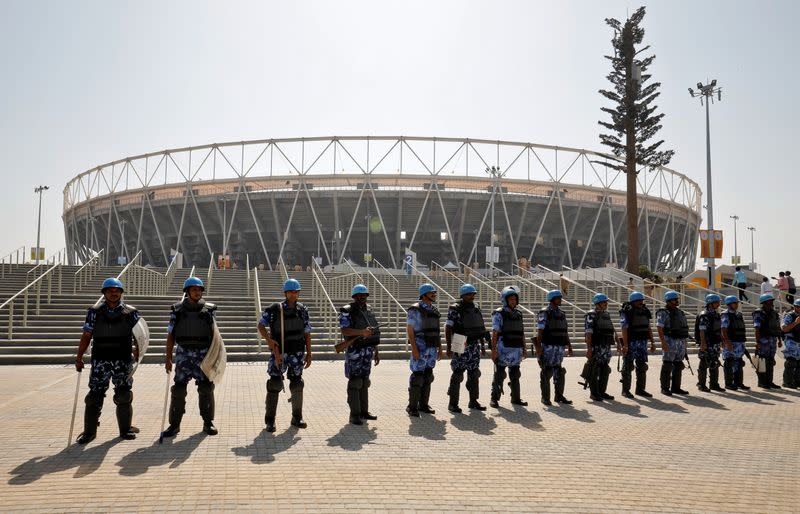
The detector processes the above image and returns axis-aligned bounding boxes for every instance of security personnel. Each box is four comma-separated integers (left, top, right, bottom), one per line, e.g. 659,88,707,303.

721,295,750,391
257,278,313,432
162,277,218,438
619,291,655,398
780,299,800,388
534,290,574,406
406,283,442,417
339,284,381,425
585,293,615,402
490,286,528,408
74,278,141,444
656,290,689,396
696,293,725,393
753,293,783,389
446,283,488,413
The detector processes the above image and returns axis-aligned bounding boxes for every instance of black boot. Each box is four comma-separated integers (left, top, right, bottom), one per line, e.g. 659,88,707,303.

407,372,424,417
360,378,377,420
697,366,710,392
508,366,527,406
447,371,463,413
347,378,363,424
114,387,135,440
289,377,307,428
554,367,572,404
466,369,485,410
77,391,103,444
723,359,736,390
540,367,552,406
735,361,750,390
165,382,187,437
671,361,688,395
635,366,652,397
419,368,436,414
599,365,614,400
709,364,725,391
589,363,603,402
621,360,633,398
660,361,673,396
785,358,798,389
264,377,282,432
767,358,781,389
490,365,506,408
198,381,218,435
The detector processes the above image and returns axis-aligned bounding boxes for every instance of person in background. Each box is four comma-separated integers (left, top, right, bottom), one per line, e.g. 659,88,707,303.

733,266,749,302
786,271,796,304
773,271,788,302
761,276,774,297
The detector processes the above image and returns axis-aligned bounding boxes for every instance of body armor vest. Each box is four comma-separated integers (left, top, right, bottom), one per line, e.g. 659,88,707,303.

703,310,722,345
409,302,441,347
591,310,615,346
724,310,746,342
92,305,136,361
342,302,381,347
625,304,652,340
451,301,486,344
786,312,800,341
268,302,307,353
757,309,782,337
495,307,524,348
541,307,568,346
172,299,216,349
662,308,689,339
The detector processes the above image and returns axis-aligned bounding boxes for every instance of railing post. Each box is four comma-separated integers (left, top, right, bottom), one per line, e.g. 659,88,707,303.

7,300,13,339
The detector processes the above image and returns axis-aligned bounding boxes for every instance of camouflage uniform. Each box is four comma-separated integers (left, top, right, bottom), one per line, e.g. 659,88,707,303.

339,303,379,421
584,311,614,399
491,307,526,405
407,302,440,412
657,307,689,394
696,309,723,391
721,308,748,390
619,305,652,395
753,309,781,388
537,305,570,403
781,312,800,388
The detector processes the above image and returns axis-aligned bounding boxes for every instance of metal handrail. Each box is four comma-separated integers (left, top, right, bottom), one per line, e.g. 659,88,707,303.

562,265,662,306
0,263,61,310
535,263,621,307
73,249,104,293
0,245,25,278
406,260,457,302
311,258,327,281
206,254,215,295
0,262,63,338
0,245,25,264
277,256,289,281
342,259,366,282
366,269,406,310
370,258,399,284
253,266,263,354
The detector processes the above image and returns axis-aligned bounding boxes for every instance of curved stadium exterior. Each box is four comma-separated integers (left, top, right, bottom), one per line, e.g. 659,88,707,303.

62,136,701,272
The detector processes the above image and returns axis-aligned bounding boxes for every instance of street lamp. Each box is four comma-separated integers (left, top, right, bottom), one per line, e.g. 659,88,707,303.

486,166,501,271
746,226,756,271
730,214,739,264
689,79,722,289
33,185,49,265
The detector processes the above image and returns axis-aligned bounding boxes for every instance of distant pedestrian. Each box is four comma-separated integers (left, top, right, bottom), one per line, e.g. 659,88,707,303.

733,266,749,302
786,271,796,304
761,277,774,297
774,271,788,302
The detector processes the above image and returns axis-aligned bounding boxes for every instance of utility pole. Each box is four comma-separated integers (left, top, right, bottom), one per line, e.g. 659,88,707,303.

689,80,722,289
730,214,739,264
34,185,49,265
747,226,756,271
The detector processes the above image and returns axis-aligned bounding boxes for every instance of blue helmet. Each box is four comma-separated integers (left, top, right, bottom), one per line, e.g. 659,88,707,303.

724,295,739,306
546,290,562,302
664,290,680,301
592,293,609,305
794,299,800,307
101,277,124,292
419,283,436,298
759,293,775,304
705,293,721,305
459,283,477,297
501,286,519,306
283,278,302,292
629,291,645,302
351,284,369,297
183,276,205,292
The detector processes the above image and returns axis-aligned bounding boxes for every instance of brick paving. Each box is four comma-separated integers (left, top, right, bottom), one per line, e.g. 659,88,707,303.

1,356,798,512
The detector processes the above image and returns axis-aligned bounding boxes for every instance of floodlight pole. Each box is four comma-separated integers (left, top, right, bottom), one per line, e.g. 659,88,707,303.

34,185,49,265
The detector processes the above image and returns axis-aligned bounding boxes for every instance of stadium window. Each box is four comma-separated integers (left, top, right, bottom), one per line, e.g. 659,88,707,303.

400,231,407,240
440,232,448,241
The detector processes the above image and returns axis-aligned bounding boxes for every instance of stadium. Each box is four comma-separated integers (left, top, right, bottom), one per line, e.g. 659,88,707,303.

62,136,701,272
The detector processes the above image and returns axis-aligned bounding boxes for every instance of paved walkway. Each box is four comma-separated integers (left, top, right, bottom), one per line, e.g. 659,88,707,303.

1,357,798,512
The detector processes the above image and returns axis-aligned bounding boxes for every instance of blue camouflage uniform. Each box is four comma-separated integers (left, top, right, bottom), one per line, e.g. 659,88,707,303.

720,308,748,389
490,306,526,404
339,302,379,420
657,306,689,393
753,308,782,387
167,308,216,386
696,309,723,390
339,307,376,379
583,310,615,399
407,301,440,412
84,303,140,394
407,302,440,373
493,308,524,367
538,306,566,367
781,312,800,388
447,307,482,373
537,304,570,402
446,301,487,409
585,312,613,367
620,306,651,394
752,310,779,359
260,301,312,380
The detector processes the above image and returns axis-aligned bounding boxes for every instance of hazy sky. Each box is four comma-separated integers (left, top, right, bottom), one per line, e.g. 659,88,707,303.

1,0,796,275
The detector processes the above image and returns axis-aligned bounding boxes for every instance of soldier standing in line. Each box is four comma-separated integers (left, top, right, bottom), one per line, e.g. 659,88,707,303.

446,283,488,413
753,293,783,389
696,294,725,393
619,291,655,398
406,283,442,417
338,284,380,425
257,279,313,432
584,293,616,402
162,277,219,437
656,290,690,396
720,295,750,391
489,286,528,408
534,290,574,406
74,278,143,444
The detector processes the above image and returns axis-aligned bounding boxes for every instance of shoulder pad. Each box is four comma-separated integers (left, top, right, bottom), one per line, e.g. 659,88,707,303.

340,304,352,314
122,304,137,314
538,308,549,315
656,308,667,316
295,301,306,310
642,306,652,316
494,307,504,314
269,302,281,311
203,302,217,312
449,302,460,311
171,302,183,312
584,312,593,321
620,302,632,312
408,302,421,311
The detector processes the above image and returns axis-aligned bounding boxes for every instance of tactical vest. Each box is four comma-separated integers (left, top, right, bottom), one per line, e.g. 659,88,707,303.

451,301,486,344
341,302,381,348
92,305,137,361
661,308,689,339
786,312,800,341
703,310,722,345
409,302,441,347
590,310,615,346
268,302,308,353
624,304,651,341
756,309,782,337
724,310,746,342
495,307,524,348
541,307,568,346
172,299,216,349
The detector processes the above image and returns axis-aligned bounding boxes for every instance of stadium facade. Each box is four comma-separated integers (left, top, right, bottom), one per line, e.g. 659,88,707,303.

62,136,702,272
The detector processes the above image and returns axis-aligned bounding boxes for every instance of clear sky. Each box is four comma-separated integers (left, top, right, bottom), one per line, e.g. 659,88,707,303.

1,0,796,276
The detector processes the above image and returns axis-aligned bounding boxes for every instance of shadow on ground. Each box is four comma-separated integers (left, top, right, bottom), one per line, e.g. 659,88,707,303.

231,429,301,464
326,423,378,451
116,432,207,475
9,438,123,485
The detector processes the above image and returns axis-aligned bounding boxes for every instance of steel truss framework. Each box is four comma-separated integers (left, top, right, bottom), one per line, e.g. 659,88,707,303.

63,136,702,272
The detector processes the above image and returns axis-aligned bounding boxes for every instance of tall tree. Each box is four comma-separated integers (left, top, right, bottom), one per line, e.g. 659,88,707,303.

598,6,674,274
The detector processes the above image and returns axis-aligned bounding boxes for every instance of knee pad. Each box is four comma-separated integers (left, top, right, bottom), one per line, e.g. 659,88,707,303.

452,369,465,383
348,378,364,390
604,364,612,374
289,377,304,392
509,366,521,380
113,387,133,406
363,378,371,388
84,390,104,407
558,366,567,378
424,367,434,384
197,381,215,395
171,382,188,398
496,366,508,379
468,368,481,380
674,361,685,371
770,358,777,366
266,377,283,393
411,371,425,388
